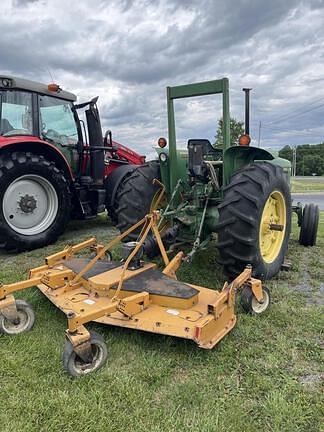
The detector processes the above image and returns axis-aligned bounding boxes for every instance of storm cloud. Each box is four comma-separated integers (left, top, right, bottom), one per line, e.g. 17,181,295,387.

2,0,324,154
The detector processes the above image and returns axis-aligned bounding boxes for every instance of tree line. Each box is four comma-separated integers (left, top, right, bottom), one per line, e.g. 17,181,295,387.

279,143,324,176
214,117,324,175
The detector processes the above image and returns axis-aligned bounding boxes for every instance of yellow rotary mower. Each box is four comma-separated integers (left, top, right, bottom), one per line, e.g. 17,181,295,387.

0,189,270,377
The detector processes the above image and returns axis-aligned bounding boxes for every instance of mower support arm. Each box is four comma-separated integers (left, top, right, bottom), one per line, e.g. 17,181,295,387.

0,277,42,300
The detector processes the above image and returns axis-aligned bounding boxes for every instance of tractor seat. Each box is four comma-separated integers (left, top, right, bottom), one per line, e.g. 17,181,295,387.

0,118,14,134
187,139,222,180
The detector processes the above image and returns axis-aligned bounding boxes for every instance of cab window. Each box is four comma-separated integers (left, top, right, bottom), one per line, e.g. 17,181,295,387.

0,90,33,136
39,95,78,146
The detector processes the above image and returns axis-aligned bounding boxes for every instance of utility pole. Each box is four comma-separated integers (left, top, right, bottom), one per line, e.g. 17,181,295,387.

292,145,297,177
258,121,261,147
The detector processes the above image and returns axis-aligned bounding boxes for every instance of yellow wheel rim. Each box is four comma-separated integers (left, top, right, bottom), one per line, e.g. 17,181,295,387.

259,190,286,263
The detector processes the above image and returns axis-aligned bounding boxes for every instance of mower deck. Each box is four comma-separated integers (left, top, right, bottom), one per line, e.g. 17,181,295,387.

35,257,233,349
0,209,269,376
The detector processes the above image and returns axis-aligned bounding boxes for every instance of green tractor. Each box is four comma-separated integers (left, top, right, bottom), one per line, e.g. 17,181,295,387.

110,78,319,279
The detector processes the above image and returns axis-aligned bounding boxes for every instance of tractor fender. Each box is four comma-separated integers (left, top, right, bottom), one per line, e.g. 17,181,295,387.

104,163,139,208
0,136,74,181
0,136,86,219
223,145,274,185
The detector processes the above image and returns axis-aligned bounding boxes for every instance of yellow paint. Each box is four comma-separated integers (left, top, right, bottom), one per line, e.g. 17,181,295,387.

259,190,286,263
0,198,266,352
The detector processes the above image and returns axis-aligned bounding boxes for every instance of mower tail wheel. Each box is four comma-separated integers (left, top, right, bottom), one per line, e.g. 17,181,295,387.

240,285,270,314
62,331,108,377
0,299,35,335
299,204,319,246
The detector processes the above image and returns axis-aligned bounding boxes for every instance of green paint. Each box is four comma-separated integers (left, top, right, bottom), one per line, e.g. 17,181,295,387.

158,77,291,257
166,78,231,191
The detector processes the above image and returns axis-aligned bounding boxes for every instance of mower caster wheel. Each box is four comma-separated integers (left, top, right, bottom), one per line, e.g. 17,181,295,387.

62,331,108,377
0,300,35,335
240,285,270,315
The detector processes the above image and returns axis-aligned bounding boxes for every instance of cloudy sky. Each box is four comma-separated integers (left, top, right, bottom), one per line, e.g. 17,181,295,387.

2,0,324,155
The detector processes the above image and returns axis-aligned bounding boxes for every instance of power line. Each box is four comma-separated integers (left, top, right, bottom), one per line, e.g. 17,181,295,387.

260,124,324,133
264,101,324,125
259,95,324,125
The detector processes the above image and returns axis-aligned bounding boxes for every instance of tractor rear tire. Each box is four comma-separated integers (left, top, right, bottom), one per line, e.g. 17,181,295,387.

0,152,71,251
299,203,319,246
114,161,161,237
216,162,291,280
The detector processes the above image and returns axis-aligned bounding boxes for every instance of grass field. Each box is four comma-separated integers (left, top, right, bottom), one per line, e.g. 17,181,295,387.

291,176,324,193
0,213,323,432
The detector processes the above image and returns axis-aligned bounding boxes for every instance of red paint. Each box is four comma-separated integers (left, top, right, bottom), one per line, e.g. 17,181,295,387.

0,135,145,180
82,139,145,177
195,326,202,339
0,135,74,178
112,140,145,165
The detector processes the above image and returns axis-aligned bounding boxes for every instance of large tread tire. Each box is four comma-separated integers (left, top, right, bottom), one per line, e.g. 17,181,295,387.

115,161,161,236
216,162,291,280
0,151,71,251
299,203,319,246
104,165,138,224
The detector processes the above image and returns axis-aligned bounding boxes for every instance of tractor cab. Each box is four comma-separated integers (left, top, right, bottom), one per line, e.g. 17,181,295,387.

0,75,144,251
0,77,78,140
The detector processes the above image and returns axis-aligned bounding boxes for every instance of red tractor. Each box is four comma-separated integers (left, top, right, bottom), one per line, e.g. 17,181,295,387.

0,75,144,250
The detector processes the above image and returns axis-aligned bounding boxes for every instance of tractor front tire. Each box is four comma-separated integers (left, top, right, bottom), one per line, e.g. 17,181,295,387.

299,203,319,246
114,161,161,236
0,152,71,251
216,162,291,280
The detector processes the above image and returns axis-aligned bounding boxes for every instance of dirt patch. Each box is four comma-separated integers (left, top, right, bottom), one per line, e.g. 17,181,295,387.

291,282,324,306
299,373,324,390
288,249,324,305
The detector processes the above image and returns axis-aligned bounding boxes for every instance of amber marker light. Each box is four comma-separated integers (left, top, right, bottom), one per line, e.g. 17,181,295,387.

158,137,167,148
48,83,61,92
239,134,251,146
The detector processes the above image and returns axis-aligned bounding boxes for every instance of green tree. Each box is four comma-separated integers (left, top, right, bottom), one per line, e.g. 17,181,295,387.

299,154,324,176
279,142,324,176
214,117,244,147
278,145,293,162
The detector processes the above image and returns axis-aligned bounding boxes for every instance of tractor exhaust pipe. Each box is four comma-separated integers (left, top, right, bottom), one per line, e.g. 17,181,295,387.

242,88,252,135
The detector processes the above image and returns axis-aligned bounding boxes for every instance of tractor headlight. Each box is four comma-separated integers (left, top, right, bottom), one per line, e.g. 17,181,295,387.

159,152,168,163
